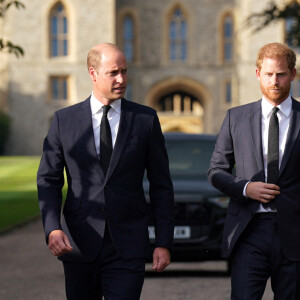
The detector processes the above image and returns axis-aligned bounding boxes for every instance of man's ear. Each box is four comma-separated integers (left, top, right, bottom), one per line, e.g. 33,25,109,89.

89,67,97,82
255,68,261,81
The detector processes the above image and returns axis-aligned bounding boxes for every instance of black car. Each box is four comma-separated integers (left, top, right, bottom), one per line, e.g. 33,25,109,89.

144,133,229,262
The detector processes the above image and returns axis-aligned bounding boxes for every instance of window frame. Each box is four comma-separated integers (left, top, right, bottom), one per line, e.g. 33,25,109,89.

221,13,234,64
225,80,232,104
123,15,135,62
49,75,69,102
168,7,188,62
49,1,69,58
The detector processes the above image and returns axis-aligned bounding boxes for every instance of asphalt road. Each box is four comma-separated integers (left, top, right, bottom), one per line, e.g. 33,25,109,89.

0,218,273,299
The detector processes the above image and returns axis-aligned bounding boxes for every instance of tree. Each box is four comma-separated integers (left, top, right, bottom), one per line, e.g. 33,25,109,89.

0,0,25,57
244,0,300,47
0,111,10,154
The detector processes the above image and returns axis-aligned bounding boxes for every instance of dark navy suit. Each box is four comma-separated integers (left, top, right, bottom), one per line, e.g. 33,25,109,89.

208,98,300,299
37,97,174,298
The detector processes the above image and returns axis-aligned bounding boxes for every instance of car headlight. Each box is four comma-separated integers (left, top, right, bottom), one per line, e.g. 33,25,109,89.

207,196,229,208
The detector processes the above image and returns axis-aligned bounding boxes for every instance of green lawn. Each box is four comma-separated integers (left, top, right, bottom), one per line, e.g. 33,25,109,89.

0,156,41,232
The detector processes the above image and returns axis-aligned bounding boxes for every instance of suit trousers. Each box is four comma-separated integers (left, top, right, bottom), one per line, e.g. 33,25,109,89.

230,213,297,300
62,225,146,300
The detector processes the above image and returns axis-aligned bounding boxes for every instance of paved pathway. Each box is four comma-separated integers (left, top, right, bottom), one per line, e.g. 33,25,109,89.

0,218,65,299
0,219,273,299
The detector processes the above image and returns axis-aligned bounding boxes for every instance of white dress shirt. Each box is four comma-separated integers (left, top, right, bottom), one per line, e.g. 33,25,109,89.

261,96,291,176
90,93,121,157
244,96,292,212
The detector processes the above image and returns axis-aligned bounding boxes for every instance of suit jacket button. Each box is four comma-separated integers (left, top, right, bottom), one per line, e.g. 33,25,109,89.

101,207,105,212
104,185,109,189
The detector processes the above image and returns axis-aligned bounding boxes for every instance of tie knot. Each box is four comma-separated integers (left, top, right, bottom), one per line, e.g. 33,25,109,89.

272,106,279,115
102,105,111,116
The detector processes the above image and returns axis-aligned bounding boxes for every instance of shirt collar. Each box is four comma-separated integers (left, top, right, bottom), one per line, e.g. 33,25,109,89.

261,95,292,119
90,92,122,115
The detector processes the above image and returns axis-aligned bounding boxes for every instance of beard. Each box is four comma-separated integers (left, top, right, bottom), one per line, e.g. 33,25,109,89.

260,82,291,105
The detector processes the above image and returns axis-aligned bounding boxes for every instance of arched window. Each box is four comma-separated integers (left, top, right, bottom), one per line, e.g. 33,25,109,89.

49,2,68,57
223,15,234,62
123,16,134,62
169,8,187,61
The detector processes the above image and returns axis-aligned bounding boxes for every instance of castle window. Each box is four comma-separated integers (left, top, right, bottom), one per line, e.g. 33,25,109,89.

291,78,300,98
225,81,232,104
169,8,187,61
223,15,234,62
50,2,68,57
125,82,132,100
285,17,300,52
50,76,69,100
285,18,293,48
123,16,134,62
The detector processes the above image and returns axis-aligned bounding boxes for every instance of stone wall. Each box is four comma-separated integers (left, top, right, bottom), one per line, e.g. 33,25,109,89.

3,0,115,155
2,0,297,154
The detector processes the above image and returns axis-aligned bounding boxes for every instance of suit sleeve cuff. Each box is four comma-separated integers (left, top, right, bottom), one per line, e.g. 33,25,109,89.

243,181,251,197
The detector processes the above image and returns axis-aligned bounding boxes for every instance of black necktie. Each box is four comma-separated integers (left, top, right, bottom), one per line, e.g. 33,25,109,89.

100,105,112,176
267,107,279,184
265,106,279,209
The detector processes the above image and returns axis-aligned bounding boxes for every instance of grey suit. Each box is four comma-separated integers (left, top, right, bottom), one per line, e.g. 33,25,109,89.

208,98,300,260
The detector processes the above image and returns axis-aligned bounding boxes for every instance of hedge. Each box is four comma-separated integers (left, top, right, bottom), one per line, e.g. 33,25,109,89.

0,111,10,155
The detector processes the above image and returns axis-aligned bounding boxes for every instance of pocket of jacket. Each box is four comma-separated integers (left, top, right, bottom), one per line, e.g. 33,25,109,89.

227,203,239,216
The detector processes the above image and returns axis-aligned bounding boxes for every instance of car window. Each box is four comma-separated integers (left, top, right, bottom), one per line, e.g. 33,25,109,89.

165,138,215,178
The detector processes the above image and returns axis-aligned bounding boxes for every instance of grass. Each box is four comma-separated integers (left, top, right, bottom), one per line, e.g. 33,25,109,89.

0,156,41,233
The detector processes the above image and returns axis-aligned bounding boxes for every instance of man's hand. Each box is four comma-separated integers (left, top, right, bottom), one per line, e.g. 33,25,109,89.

246,181,280,203
152,247,171,272
48,230,73,257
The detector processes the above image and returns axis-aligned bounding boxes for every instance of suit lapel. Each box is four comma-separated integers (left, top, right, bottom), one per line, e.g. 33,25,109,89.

249,101,264,172
279,98,300,177
78,97,103,175
105,99,134,180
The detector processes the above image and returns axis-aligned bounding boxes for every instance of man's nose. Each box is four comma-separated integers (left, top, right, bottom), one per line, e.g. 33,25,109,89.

116,73,125,84
271,75,279,85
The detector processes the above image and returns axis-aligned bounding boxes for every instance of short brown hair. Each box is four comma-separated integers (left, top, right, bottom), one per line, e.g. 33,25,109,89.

86,43,122,71
256,43,296,71
87,48,101,71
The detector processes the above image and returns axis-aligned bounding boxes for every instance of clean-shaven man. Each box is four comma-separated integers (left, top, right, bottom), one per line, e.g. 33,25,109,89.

37,43,174,299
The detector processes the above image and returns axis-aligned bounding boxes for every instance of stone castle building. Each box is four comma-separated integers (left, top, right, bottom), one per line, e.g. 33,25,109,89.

0,0,299,155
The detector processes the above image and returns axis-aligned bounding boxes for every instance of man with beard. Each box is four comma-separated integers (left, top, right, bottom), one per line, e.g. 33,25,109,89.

208,43,300,299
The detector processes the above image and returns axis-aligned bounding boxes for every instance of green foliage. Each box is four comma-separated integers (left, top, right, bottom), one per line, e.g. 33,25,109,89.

0,156,40,232
0,0,25,17
244,1,300,47
0,0,25,57
0,38,24,57
0,111,10,155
